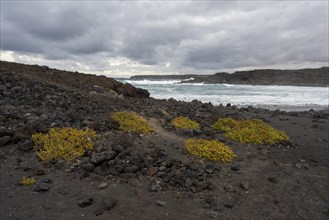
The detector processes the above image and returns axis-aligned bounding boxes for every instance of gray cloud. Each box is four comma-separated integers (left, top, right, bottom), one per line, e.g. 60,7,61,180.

1,1,328,76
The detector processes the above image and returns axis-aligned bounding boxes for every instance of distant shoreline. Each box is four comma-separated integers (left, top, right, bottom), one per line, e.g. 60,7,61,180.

130,67,329,87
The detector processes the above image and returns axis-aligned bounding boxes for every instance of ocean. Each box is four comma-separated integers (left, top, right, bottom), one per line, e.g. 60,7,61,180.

120,79,329,111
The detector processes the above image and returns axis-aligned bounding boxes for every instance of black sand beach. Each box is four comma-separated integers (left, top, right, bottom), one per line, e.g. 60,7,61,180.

1,61,328,220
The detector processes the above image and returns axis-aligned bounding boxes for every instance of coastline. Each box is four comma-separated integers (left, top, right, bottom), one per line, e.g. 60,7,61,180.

130,67,329,87
1,61,328,220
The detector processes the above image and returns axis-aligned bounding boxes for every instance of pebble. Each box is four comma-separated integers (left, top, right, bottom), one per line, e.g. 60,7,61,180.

78,197,94,208
40,178,53,183
97,182,108,190
204,195,215,204
231,164,240,171
204,164,214,174
147,167,158,176
185,178,193,188
0,136,11,147
208,210,219,218
224,184,235,192
267,177,279,183
90,151,117,164
81,163,95,172
34,183,50,192
224,203,235,209
295,159,310,169
240,182,250,191
150,184,162,192
103,197,117,210
36,169,45,176
156,200,166,207
94,197,117,215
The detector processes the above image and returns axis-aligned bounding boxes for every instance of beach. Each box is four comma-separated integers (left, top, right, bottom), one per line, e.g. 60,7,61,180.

0,61,328,220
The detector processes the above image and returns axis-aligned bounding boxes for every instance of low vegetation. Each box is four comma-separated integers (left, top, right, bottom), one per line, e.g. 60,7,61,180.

20,176,36,186
171,116,200,130
185,139,236,163
112,111,153,133
211,117,289,144
32,127,96,162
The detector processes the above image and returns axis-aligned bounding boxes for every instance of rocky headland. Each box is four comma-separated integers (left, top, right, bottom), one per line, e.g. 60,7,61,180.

131,67,329,87
1,61,328,219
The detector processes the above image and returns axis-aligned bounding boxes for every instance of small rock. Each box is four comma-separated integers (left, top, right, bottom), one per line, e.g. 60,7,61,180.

90,152,107,164
181,129,193,136
17,140,34,151
66,110,81,123
40,178,53,183
297,159,310,169
231,164,240,171
224,203,234,209
150,184,162,192
193,129,202,135
208,210,218,218
156,200,166,207
94,198,117,216
272,160,280,166
147,167,158,176
149,149,159,158
295,163,302,169
78,197,94,208
14,126,33,141
267,177,279,183
124,164,139,173
224,184,235,192
204,164,214,174
185,178,193,188
112,145,124,153
34,183,50,192
0,127,13,137
81,163,95,172
240,182,250,190
54,160,65,170
103,197,117,210
204,195,215,204
36,169,45,176
94,208,104,216
97,182,108,190
104,117,120,130
0,136,11,147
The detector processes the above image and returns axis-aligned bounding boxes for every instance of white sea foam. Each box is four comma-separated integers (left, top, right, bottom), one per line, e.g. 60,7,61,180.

125,79,181,85
121,79,329,110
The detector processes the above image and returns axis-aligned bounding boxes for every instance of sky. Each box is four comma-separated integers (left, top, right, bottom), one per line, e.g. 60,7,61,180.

1,0,328,77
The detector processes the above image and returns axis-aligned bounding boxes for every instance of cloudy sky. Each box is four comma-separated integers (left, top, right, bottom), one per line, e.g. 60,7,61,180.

1,1,328,77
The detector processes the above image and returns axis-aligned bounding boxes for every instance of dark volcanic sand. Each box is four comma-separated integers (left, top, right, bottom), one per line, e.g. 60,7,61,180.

1,62,328,220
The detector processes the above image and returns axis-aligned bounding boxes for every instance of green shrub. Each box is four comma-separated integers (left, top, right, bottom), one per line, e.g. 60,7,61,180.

20,176,36,186
32,127,96,161
212,117,288,144
171,116,200,130
112,111,152,133
184,139,236,163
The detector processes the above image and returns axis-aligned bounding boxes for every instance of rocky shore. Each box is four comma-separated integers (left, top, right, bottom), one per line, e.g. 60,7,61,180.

1,61,328,219
131,67,329,87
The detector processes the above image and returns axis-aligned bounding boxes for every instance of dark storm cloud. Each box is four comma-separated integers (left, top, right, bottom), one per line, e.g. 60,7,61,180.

1,1,328,74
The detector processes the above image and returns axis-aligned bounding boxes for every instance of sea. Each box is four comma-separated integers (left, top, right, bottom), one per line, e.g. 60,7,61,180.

118,79,329,112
